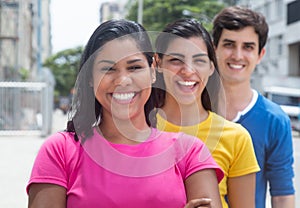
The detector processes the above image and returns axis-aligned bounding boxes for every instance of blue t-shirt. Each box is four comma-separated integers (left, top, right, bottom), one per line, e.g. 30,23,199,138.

236,93,295,208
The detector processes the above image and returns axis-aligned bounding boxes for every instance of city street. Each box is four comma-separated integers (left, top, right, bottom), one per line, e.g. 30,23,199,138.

0,109,68,208
0,110,299,207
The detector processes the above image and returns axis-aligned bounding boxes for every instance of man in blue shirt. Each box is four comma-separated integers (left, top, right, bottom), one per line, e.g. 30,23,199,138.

212,6,295,208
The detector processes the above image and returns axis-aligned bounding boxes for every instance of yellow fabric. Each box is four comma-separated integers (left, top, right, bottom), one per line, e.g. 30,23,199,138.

157,111,260,208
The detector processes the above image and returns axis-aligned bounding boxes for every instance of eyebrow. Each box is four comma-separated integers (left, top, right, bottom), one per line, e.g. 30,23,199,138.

167,53,184,58
223,38,256,46
126,58,144,64
96,60,115,65
167,52,208,58
96,58,144,65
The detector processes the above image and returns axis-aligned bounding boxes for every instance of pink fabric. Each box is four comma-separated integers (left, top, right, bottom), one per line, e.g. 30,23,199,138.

27,128,223,208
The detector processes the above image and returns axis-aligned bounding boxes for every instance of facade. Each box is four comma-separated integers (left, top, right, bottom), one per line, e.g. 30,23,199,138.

99,1,126,23
238,0,300,91
0,0,51,81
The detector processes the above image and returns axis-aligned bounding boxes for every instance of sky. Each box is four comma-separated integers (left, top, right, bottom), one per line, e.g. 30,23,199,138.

50,0,103,53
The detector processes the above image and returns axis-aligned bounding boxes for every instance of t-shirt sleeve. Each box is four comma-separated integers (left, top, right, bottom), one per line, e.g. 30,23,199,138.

177,133,224,183
229,126,260,177
26,132,75,193
267,114,295,196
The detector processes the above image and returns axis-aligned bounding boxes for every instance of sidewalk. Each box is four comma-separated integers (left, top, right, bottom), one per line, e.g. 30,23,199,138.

0,109,67,208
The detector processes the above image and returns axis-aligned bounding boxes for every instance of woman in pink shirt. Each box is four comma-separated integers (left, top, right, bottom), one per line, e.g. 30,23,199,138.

27,19,223,208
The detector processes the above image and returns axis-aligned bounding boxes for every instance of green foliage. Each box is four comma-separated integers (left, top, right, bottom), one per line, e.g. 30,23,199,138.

43,46,83,97
18,68,30,81
126,0,225,32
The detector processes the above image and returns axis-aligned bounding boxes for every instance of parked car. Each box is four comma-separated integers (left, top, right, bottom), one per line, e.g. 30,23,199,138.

264,86,300,132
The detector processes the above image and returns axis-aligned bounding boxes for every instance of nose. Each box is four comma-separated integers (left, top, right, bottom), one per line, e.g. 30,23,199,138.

114,71,132,87
231,47,243,60
180,60,194,75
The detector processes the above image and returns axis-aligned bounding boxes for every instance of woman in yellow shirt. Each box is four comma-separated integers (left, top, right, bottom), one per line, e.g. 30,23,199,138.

153,18,259,208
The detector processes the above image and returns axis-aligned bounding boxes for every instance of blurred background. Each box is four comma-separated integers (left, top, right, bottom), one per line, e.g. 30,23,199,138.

0,0,299,207
1,0,300,137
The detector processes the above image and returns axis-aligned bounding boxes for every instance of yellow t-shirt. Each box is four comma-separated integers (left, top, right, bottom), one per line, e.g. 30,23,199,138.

157,111,260,208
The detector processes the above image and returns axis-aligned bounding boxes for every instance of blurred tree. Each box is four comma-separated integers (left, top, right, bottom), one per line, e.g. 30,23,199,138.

43,46,83,98
222,0,238,5
126,0,225,32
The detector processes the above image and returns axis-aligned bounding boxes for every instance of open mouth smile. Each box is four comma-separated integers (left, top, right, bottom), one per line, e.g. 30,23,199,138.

228,63,244,70
176,80,198,91
112,92,136,103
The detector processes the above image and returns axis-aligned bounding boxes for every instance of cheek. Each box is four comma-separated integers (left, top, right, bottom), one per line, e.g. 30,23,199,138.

249,54,260,63
132,71,153,90
216,48,230,60
161,61,181,72
162,70,176,86
197,66,213,77
93,75,110,95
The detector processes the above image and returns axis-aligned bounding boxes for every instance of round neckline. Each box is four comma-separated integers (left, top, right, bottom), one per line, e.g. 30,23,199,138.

93,127,158,147
157,111,212,128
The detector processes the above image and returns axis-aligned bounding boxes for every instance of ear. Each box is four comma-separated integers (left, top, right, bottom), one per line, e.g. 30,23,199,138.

257,47,266,65
153,53,163,73
208,61,215,76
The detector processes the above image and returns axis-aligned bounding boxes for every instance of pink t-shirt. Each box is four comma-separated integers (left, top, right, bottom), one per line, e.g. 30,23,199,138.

27,128,223,208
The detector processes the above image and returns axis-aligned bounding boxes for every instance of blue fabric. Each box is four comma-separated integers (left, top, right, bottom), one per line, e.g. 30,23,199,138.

236,93,295,208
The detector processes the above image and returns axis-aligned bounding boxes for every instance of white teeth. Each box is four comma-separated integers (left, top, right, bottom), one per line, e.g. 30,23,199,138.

178,81,196,86
229,64,243,69
112,92,135,100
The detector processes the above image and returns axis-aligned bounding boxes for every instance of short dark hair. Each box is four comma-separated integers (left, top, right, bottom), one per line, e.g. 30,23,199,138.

212,6,269,54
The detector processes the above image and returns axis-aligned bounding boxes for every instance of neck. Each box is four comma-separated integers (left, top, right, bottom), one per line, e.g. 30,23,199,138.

160,94,208,126
99,114,151,144
222,81,253,120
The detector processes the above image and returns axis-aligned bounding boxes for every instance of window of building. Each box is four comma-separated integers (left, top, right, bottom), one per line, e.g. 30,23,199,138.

287,0,300,25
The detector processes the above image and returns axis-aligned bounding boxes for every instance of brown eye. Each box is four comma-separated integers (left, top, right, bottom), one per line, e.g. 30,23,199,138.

101,66,114,72
170,58,184,64
128,65,143,70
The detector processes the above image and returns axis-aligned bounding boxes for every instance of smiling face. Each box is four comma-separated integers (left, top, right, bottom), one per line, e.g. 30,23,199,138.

92,38,154,123
157,37,214,106
215,26,265,85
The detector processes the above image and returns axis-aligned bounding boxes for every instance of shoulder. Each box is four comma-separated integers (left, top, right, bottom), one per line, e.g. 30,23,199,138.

252,94,292,131
40,131,80,156
210,112,251,137
153,128,205,150
256,94,290,119
43,131,76,146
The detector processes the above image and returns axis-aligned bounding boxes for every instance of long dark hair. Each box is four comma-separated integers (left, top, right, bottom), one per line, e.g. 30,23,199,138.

66,19,156,141
154,18,221,113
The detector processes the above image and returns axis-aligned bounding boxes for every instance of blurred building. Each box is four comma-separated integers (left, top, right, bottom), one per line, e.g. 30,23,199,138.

237,0,300,91
99,1,126,23
0,0,51,81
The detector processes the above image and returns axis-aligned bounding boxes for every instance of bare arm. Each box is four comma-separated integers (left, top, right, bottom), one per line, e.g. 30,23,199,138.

271,195,295,208
28,183,66,208
227,173,256,208
184,198,212,208
185,169,222,208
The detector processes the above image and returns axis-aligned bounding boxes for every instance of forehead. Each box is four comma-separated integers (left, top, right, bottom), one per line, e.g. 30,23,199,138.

164,37,208,55
96,38,143,62
220,26,259,44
